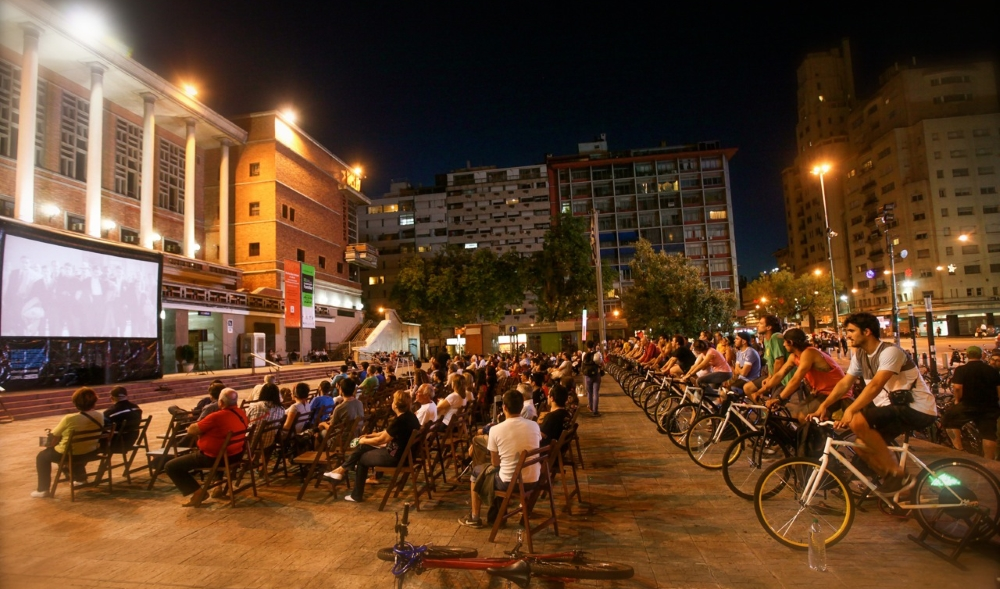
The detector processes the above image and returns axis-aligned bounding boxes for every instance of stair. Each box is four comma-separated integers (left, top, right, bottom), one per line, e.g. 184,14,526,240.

0,364,338,422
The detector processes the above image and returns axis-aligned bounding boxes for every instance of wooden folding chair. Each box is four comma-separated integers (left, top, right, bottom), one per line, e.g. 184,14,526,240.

50,425,116,502
374,422,433,512
192,429,254,508
110,415,152,484
423,417,452,491
439,405,472,478
146,413,196,489
293,417,355,500
547,424,582,510
487,445,559,553
250,418,284,486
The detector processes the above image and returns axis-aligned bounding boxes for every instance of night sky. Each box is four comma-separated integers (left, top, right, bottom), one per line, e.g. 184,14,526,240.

77,1,999,277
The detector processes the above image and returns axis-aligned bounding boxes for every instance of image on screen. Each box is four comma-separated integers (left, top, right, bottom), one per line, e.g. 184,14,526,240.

1,234,160,338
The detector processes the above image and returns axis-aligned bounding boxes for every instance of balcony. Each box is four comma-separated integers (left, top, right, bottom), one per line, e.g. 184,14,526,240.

345,243,379,269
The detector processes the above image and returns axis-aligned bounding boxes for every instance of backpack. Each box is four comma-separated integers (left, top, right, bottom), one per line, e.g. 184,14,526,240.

795,420,833,458
582,352,599,378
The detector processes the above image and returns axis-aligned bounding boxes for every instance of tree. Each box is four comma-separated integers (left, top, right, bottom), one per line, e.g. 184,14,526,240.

462,248,527,323
744,269,842,325
526,212,614,322
621,239,737,336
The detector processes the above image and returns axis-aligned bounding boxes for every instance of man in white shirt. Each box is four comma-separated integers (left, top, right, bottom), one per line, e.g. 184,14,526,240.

809,313,936,496
459,390,541,528
413,384,438,426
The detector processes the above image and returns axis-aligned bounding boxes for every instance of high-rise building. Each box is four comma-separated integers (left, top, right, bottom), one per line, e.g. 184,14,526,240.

841,61,999,336
546,139,741,305
779,40,856,290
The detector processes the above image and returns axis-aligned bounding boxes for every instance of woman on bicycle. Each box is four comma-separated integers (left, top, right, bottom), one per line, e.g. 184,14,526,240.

682,339,733,399
764,328,849,420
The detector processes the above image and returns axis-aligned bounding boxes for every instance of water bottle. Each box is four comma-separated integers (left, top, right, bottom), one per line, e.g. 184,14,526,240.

808,519,827,572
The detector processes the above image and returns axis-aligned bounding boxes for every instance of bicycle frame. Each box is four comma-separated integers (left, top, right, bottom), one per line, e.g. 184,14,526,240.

710,401,767,443
801,435,978,511
416,550,582,572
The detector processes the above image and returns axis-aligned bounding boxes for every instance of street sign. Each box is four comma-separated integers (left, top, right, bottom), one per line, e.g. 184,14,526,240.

508,325,517,334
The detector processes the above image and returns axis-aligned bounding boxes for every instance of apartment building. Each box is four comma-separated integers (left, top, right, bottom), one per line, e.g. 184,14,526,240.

0,0,366,385
841,61,1000,335
546,139,741,301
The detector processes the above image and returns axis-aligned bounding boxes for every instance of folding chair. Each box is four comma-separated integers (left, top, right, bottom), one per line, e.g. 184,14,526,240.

439,405,472,478
50,425,116,502
423,417,452,491
488,445,558,553
548,424,582,510
191,428,253,508
374,422,433,512
146,413,195,489
111,415,152,484
250,418,284,486
293,417,356,500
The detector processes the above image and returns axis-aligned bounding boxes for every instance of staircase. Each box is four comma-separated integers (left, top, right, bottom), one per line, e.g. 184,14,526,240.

0,364,337,422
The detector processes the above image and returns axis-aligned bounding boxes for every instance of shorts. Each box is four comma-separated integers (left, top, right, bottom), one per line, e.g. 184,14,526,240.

860,404,938,444
942,403,1000,442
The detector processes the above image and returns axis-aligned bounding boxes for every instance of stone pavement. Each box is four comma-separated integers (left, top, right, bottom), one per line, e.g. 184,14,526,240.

1,377,998,589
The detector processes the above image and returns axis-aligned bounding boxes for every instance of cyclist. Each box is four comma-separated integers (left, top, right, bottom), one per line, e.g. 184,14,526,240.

765,328,848,420
681,339,733,399
744,315,791,400
660,335,696,378
942,345,1000,460
729,332,760,393
808,313,937,495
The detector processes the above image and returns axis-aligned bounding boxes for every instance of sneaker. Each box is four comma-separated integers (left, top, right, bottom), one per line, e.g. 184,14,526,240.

458,514,483,528
876,473,914,496
72,481,87,488
344,495,358,502
30,491,48,498
323,470,344,480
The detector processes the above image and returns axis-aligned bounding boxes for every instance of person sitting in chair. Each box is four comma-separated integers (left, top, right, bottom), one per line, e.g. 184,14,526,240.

32,387,105,498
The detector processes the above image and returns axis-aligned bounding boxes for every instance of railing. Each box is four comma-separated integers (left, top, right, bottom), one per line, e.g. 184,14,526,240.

250,353,281,377
161,281,337,318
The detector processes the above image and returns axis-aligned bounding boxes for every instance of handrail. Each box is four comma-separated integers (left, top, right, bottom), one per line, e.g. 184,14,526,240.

250,353,281,376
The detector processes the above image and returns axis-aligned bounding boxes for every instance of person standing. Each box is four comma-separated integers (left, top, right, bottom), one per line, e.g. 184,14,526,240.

942,346,1000,460
582,341,604,417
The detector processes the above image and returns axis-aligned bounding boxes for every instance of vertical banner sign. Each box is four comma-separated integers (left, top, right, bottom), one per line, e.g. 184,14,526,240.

301,264,315,329
581,309,588,343
284,260,301,328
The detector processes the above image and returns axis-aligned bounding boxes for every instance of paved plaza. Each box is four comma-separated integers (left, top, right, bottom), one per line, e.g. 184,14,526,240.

1,377,998,589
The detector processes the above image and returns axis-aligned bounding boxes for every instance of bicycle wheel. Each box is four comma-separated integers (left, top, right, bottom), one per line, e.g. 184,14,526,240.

377,546,479,561
664,402,704,449
722,431,791,500
530,560,634,580
754,457,855,550
642,386,667,420
654,394,681,434
686,414,741,469
912,458,1000,545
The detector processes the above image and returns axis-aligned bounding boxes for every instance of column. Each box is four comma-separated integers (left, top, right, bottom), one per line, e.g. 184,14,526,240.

139,93,156,248
183,118,196,258
14,24,42,223
218,138,231,265
84,63,105,237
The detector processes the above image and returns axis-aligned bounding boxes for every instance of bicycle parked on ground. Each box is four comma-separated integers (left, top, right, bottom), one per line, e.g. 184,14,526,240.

378,503,635,588
753,420,1000,550
685,392,771,469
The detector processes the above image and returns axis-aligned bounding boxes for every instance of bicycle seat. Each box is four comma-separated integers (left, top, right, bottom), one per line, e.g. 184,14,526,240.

487,560,530,588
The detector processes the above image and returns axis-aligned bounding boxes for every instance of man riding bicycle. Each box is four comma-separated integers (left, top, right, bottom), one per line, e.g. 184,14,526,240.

808,313,937,495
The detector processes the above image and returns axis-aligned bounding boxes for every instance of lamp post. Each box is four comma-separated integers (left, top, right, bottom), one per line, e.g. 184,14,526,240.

811,164,839,335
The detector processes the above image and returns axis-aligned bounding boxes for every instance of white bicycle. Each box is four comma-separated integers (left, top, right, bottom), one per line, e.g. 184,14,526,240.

753,421,1000,550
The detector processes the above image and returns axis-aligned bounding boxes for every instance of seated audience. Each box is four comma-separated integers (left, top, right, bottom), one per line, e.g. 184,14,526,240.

33,387,105,498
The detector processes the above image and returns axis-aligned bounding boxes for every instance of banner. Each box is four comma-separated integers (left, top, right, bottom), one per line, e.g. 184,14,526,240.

301,264,315,329
284,260,301,328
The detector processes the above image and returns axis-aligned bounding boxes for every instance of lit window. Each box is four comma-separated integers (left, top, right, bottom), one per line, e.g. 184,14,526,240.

465,243,478,249
399,213,414,226
708,210,727,220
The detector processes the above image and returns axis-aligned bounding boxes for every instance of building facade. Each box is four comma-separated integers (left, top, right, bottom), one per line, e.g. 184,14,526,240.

0,0,367,379
547,139,741,303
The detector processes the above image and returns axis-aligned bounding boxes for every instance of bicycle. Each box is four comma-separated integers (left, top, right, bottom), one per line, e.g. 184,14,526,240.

378,503,635,588
720,411,799,499
685,392,770,469
753,420,1000,550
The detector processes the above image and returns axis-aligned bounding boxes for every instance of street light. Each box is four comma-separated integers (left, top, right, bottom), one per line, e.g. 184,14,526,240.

840,294,850,314
810,163,839,333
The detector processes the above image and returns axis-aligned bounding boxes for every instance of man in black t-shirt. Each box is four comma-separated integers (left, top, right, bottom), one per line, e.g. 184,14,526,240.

540,385,571,444
661,335,696,378
104,386,142,448
943,346,1000,460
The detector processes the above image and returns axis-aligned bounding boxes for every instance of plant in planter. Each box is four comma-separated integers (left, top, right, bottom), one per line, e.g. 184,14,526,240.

176,344,196,372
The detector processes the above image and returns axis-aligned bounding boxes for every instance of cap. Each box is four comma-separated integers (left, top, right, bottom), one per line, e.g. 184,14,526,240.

736,332,754,344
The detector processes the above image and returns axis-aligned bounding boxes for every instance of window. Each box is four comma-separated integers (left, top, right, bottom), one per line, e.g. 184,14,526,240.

881,182,895,194
877,147,892,159
249,162,260,176
934,94,972,104
158,139,185,213
955,188,972,196
854,248,865,256
60,92,89,181
983,187,998,195
862,159,873,171
708,210,727,220
249,242,260,256
282,204,288,218
985,205,999,214
120,227,139,245
464,243,478,249
920,269,933,278
947,131,965,139
399,213,414,226
66,213,85,233
950,150,967,158
910,194,923,202
113,118,142,198
916,249,931,258
0,60,46,160
952,168,969,177
337,262,344,274
989,243,1000,253
164,239,182,254
936,170,944,179
964,265,981,274
915,232,928,240
940,209,949,217
913,213,926,221
978,166,995,175
957,207,974,216
945,247,954,255
972,128,989,137
318,256,326,269
296,249,305,262
249,202,260,216
961,245,979,254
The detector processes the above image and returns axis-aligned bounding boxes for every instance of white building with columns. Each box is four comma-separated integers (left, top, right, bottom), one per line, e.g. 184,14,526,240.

0,0,367,372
